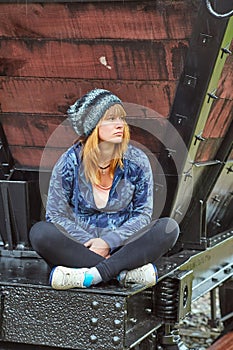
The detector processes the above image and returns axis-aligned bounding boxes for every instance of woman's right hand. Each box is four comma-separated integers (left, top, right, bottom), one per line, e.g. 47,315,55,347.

84,238,110,258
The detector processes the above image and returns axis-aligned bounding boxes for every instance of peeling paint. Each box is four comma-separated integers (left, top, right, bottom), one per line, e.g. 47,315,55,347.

99,56,112,70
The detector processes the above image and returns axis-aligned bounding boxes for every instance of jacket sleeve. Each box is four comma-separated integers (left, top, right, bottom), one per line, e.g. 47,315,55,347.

101,153,154,250
45,149,93,244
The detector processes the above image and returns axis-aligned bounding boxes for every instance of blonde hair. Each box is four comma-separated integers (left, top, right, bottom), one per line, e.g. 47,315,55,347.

82,104,130,184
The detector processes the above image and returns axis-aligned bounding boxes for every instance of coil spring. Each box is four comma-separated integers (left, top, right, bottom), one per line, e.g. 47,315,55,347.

154,278,179,322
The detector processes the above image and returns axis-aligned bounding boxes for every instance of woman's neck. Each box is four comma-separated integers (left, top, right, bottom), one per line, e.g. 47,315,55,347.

98,142,115,165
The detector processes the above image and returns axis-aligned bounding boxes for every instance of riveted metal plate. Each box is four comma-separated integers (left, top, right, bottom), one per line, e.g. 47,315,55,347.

0,285,125,349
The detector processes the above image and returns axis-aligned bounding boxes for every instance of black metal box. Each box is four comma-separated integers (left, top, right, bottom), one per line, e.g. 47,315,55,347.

0,170,41,250
0,260,160,350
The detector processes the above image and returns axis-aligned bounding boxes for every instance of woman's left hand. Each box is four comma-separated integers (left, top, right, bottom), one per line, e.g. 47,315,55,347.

84,238,110,258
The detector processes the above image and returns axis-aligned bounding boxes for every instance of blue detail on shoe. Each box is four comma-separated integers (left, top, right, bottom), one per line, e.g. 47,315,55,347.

116,270,127,282
83,273,94,287
49,266,57,285
152,264,158,283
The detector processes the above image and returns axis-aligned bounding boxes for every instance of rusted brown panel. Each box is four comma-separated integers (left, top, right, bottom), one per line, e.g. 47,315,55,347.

217,54,233,101
0,2,196,40
1,113,164,152
195,138,223,162
207,332,233,350
0,39,188,81
202,54,233,139
1,111,165,169
10,146,65,169
194,44,233,163
202,99,233,139
0,114,76,148
0,78,177,117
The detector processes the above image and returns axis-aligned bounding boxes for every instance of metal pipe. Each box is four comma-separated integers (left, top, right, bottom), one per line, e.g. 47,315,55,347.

221,311,233,323
210,289,217,322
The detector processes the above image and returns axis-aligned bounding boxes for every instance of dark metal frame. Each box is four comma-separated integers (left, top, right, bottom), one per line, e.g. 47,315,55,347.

157,1,232,251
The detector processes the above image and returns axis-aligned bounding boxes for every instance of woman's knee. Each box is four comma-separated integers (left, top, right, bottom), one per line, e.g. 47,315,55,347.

29,221,50,251
159,217,180,246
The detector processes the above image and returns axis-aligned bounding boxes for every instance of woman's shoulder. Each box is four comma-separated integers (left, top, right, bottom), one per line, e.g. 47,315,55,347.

125,143,150,163
124,144,152,174
56,142,83,167
66,142,83,158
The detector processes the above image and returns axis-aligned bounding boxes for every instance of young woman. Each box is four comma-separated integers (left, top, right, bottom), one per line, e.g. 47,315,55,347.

29,89,179,290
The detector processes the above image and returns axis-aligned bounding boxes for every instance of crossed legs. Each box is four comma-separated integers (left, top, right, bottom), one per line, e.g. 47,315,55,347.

30,217,179,283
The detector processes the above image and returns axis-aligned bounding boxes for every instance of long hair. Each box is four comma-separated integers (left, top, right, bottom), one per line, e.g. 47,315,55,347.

81,104,130,184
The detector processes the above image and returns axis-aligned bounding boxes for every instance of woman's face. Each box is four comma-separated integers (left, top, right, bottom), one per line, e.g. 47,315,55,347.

98,104,126,143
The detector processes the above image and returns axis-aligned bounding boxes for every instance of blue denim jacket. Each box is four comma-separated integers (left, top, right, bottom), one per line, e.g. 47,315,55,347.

46,142,153,250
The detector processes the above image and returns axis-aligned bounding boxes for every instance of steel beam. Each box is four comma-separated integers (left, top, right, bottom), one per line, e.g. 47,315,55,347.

159,2,232,219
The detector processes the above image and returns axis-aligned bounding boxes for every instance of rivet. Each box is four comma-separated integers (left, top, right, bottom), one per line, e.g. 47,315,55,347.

115,302,122,310
91,301,99,310
114,319,122,328
91,317,98,326
212,277,218,282
112,336,121,345
145,308,152,314
90,335,97,343
130,318,137,324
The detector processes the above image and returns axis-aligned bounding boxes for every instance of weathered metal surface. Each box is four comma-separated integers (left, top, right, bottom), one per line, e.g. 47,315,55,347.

0,0,198,169
1,286,125,349
0,114,166,171
0,79,176,117
206,160,233,239
176,118,233,249
159,5,233,221
2,242,231,349
178,236,233,301
0,239,232,349
0,2,195,40
0,257,161,350
195,43,233,163
156,9,233,250
219,279,233,333
1,39,187,81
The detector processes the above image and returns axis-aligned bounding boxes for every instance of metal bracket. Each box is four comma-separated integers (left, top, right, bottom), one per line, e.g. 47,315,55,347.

199,33,213,46
221,44,232,58
226,165,233,174
183,74,197,88
165,148,176,158
174,114,188,126
207,89,219,103
194,131,206,145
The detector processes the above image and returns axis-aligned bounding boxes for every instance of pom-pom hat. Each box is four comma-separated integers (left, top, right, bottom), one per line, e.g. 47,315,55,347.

67,89,122,136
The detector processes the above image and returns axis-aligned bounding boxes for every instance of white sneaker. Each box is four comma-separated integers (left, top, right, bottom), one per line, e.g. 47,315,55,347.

124,263,158,287
49,266,89,290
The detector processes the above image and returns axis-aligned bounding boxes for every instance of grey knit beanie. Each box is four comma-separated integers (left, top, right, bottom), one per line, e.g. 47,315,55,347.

67,89,122,136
